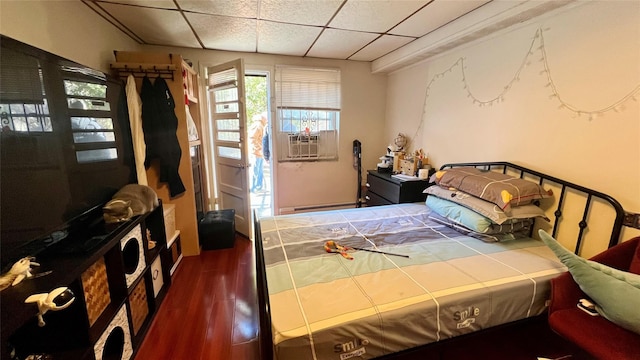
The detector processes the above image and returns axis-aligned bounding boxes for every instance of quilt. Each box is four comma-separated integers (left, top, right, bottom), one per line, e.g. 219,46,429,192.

259,203,566,360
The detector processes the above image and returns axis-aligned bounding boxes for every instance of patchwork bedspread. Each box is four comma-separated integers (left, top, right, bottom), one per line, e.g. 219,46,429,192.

259,203,566,360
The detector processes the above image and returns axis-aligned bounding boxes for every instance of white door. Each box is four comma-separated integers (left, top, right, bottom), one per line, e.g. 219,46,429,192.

205,59,250,236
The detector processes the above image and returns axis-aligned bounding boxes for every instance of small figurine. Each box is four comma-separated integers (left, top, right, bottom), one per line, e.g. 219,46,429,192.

394,133,407,151
146,229,156,250
24,287,75,327
0,257,40,291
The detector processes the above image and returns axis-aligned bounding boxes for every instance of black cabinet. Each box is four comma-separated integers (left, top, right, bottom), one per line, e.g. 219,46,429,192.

365,170,431,206
1,204,171,360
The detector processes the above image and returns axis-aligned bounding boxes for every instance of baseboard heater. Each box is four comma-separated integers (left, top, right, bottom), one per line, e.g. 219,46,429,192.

279,202,356,215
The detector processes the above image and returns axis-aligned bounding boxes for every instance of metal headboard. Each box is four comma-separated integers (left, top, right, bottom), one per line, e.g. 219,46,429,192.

439,162,627,251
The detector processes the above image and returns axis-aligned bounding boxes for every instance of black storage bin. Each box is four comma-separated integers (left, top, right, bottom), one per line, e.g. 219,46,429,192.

199,209,236,250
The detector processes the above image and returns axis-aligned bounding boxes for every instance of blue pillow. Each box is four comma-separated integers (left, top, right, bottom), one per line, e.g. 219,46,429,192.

426,195,532,234
539,230,640,335
424,186,549,224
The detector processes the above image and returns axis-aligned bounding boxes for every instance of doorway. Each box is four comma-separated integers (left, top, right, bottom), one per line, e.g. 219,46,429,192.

245,72,273,217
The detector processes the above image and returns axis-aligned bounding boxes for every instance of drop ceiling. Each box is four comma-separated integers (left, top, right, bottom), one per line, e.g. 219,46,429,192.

84,0,574,71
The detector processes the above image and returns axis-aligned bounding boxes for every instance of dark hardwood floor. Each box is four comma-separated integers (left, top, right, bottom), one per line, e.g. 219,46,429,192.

135,235,259,360
135,234,593,360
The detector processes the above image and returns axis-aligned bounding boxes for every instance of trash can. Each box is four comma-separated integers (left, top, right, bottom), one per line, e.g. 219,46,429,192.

199,209,236,250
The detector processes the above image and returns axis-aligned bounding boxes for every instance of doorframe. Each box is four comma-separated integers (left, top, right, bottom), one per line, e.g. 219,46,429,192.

245,65,278,217
200,59,251,236
199,62,279,229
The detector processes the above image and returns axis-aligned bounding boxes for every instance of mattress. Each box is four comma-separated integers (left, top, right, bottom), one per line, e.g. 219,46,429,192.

259,203,566,360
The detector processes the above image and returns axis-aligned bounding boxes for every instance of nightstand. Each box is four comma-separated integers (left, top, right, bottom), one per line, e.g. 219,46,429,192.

365,170,431,206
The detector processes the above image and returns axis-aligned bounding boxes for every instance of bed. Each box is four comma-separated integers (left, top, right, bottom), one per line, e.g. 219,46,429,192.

254,162,629,360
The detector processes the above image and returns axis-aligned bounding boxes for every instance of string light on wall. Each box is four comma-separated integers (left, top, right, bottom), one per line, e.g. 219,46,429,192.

413,27,640,145
537,29,640,120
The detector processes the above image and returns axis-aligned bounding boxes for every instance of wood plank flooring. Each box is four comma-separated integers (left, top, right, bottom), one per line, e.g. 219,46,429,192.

135,235,259,359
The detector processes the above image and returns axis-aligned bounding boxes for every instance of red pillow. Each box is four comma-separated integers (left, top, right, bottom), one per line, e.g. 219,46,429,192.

629,240,640,275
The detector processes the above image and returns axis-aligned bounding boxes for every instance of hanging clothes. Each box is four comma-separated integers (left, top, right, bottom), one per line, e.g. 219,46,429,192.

126,74,148,186
141,75,186,198
117,82,137,184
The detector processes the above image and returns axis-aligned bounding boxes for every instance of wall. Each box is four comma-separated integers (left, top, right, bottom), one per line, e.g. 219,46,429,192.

146,46,388,213
385,1,640,253
0,1,141,72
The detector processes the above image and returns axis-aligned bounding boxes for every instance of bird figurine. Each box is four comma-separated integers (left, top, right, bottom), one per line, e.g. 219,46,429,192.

25,287,75,327
0,257,40,291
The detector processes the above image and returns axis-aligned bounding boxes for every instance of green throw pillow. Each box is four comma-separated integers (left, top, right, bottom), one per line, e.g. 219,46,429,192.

539,230,640,335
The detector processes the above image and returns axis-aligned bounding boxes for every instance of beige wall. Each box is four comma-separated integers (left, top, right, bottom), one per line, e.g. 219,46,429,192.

385,1,640,251
0,0,141,72
146,46,388,213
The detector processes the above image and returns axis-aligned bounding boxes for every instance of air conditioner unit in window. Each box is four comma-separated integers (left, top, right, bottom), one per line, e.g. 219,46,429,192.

285,130,337,160
288,134,318,158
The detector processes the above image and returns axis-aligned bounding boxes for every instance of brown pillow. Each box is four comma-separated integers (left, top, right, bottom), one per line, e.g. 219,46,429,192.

433,167,552,212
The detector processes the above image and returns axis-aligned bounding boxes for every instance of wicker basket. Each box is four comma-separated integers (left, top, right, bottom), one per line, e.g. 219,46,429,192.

81,257,111,327
129,280,149,335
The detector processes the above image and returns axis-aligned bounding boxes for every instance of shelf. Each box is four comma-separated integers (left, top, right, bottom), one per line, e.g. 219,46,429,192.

186,94,198,104
2,204,172,360
182,60,199,105
167,230,181,248
170,254,183,276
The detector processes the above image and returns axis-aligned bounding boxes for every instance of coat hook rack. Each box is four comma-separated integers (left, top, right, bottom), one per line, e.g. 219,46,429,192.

110,62,176,81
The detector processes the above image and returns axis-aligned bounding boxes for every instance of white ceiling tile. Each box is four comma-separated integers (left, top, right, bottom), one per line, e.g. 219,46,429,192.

259,0,343,26
257,21,322,56
329,0,428,33
307,28,378,59
187,12,257,52
177,0,258,17
349,34,414,61
96,0,177,10
390,0,491,37
92,0,545,64
100,3,200,47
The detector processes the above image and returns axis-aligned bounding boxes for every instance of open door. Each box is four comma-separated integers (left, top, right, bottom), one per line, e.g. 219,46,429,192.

205,59,250,236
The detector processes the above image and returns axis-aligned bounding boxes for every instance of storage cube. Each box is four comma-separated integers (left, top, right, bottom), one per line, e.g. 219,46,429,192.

81,257,112,327
168,231,182,275
150,256,164,297
199,209,235,250
163,203,176,239
128,280,149,336
120,224,145,288
93,304,133,360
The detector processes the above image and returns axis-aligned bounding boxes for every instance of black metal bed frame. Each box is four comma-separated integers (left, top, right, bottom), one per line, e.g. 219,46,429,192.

440,162,626,252
253,161,632,360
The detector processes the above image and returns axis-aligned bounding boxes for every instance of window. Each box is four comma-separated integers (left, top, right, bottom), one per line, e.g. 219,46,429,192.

275,66,340,161
63,67,118,163
0,47,51,133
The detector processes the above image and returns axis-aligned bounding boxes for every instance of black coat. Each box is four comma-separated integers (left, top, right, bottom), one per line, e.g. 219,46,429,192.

141,76,185,197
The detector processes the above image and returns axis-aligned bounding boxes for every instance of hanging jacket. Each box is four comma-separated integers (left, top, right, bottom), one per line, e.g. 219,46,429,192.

141,76,186,198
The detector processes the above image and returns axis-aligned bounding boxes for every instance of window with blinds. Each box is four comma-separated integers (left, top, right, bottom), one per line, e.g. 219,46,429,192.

275,66,340,161
0,47,51,133
63,67,118,163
